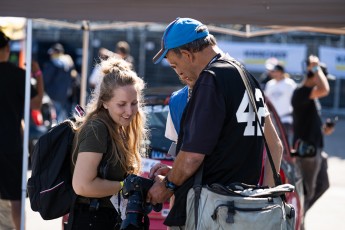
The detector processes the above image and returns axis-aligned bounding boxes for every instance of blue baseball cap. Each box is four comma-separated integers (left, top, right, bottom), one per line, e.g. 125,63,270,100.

152,17,209,64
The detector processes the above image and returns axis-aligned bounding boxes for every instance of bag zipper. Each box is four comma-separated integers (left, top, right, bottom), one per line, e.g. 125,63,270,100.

211,200,281,224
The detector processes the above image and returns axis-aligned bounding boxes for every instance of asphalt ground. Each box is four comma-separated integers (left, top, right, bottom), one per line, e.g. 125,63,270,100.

304,114,345,230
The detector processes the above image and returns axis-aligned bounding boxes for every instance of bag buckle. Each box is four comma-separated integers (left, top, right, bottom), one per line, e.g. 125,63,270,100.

226,201,235,224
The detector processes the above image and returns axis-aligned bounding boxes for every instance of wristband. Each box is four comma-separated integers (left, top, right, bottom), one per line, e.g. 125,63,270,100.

32,70,42,78
163,176,178,192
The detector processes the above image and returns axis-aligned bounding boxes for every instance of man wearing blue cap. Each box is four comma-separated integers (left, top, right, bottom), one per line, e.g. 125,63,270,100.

147,18,283,229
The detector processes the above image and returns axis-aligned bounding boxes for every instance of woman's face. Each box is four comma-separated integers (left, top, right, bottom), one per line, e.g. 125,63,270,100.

103,85,139,127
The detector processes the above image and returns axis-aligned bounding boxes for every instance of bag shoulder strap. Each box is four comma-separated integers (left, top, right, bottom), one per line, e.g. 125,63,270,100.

192,58,281,229
228,60,281,187
194,57,281,187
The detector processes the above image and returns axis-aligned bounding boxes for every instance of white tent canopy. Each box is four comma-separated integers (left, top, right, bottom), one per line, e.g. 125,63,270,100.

1,1,345,229
1,0,345,28
1,0,345,36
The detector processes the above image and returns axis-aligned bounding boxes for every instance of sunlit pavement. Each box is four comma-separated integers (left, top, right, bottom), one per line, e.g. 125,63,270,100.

304,157,345,230
25,170,62,230
305,114,345,230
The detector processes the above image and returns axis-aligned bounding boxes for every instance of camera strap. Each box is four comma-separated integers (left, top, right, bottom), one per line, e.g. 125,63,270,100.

116,194,122,225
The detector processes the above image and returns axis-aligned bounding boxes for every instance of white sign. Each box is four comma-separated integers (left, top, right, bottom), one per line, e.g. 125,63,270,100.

319,46,345,79
218,41,307,74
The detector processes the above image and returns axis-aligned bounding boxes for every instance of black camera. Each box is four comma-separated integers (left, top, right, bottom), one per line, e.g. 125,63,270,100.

120,174,162,230
325,116,338,128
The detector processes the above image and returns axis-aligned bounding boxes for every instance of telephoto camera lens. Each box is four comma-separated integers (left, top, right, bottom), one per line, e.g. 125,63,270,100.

120,174,162,230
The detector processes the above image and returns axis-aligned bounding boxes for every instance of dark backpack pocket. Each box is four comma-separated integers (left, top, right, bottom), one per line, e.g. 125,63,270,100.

39,178,76,220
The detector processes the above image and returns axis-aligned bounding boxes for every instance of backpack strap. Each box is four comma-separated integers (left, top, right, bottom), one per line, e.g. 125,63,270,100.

64,195,77,230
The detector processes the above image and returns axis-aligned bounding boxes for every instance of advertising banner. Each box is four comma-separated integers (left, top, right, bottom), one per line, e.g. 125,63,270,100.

218,41,307,74
319,46,345,79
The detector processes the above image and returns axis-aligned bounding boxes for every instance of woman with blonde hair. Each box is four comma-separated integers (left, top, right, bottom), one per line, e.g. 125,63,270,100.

67,56,147,229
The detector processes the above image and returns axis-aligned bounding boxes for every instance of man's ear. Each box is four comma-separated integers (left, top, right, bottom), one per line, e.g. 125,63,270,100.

103,103,108,109
181,50,195,62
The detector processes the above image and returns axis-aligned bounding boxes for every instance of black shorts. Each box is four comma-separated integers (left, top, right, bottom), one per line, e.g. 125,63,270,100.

0,152,23,200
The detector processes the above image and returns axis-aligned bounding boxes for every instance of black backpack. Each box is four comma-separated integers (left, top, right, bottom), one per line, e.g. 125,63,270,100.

27,120,77,220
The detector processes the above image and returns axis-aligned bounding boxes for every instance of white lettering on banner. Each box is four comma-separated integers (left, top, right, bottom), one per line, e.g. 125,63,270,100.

236,89,265,136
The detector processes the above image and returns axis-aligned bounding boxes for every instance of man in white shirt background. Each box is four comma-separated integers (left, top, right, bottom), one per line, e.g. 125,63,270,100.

264,63,296,145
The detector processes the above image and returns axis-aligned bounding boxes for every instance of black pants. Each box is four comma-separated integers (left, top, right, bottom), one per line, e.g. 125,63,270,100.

67,203,120,230
296,148,323,213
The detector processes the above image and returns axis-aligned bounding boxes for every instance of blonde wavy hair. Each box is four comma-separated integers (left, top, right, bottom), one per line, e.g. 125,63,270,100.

72,57,147,175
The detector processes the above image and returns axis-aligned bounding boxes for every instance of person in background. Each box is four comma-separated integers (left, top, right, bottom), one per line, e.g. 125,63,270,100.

163,77,192,230
42,43,79,122
264,63,296,145
165,72,192,145
291,55,334,216
115,41,135,69
146,17,283,229
67,57,147,229
257,57,279,89
88,47,113,90
0,30,44,230
89,43,135,91
0,199,15,230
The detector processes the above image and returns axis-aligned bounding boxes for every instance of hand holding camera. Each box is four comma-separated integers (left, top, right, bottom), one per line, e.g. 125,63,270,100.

325,116,338,128
120,174,162,230
324,116,337,135
306,55,320,78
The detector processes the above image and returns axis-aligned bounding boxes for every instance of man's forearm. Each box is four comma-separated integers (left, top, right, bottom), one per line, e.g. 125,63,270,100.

166,151,204,186
263,115,283,187
315,68,330,96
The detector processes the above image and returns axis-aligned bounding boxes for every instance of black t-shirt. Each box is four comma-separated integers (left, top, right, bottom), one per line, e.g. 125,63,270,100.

165,55,267,226
292,86,323,147
72,118,127,206
0,62,37,155
72,119,127,181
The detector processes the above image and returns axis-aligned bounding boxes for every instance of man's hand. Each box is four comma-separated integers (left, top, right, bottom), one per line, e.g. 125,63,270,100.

148,163,171,179
146,175,173,205
307,55,319,70
323,125,335,136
